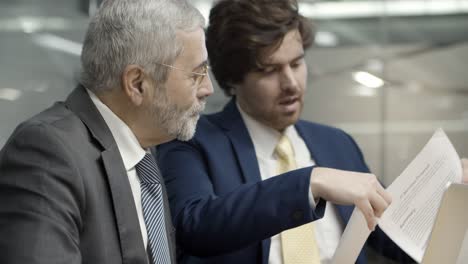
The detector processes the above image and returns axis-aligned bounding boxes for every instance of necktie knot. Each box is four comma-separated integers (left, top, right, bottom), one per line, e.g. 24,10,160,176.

136,153,161,184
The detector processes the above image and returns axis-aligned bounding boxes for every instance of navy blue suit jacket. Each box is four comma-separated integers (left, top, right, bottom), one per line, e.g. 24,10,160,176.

158,99,413,264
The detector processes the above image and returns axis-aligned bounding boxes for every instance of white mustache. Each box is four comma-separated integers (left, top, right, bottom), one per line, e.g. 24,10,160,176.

188,100,206,117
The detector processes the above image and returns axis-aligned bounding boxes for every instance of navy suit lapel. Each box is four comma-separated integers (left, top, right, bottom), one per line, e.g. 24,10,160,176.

214,99,262,184
212,99,270,263
66,85,148,264
295,121,334,168
295,122,355,224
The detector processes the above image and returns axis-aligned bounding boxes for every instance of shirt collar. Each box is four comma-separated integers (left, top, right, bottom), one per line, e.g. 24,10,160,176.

87,89,146,171
237,102,297,158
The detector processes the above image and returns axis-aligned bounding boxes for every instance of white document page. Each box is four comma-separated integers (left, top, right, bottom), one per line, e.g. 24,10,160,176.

456,230,468,264
331,208,371,264
378,129,462,262
331,129,462,264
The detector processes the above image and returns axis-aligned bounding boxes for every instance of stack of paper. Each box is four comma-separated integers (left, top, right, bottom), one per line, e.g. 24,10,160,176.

332,129,463,264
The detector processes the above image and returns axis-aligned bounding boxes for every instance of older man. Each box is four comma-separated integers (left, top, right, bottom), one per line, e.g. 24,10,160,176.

0,0,212,263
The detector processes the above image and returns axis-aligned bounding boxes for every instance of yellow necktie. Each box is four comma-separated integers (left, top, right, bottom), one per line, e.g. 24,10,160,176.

275,135,321,264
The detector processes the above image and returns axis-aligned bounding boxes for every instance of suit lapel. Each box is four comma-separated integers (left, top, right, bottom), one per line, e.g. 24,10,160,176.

295,122,331,168
212,99,270,263
295,122,355,224
102,148,148,264
66,85,148,264
215,99,262,184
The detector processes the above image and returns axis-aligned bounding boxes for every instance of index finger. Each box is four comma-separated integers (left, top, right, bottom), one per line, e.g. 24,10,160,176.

356,198,377,231
375,181,392,205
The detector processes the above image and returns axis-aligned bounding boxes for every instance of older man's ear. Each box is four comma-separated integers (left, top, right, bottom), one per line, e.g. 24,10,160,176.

462,158,468,184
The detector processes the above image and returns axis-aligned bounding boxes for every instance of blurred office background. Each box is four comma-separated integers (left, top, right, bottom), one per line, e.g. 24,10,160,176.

1,0,467,189
1,0,467,262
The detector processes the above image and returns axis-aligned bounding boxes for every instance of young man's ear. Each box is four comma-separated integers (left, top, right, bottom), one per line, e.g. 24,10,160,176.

122,64,146,105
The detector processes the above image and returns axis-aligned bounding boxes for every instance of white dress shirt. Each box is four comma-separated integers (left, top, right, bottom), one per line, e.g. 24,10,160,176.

237,103,344,264
87,90,149,249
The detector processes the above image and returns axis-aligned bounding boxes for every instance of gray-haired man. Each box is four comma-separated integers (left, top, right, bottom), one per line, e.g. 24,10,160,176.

0,0,212,263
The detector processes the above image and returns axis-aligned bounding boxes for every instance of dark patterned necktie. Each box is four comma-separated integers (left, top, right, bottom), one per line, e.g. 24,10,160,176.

136,153,171,264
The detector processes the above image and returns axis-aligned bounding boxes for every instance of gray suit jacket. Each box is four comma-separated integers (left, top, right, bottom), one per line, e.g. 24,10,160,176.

0,85,176,264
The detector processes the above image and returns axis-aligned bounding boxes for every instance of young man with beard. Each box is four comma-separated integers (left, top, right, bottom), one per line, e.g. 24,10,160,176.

0,0,212,263
157,0,467,263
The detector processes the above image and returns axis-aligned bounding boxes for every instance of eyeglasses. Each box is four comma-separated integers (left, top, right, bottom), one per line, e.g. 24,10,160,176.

157,62,210,86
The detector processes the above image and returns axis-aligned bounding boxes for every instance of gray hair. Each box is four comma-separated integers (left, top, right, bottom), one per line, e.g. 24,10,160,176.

80,0,205,93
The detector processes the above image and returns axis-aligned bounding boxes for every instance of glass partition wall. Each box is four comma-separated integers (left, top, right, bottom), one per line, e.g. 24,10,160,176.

0,0,467,263
0,0,88,147
302,0,468,185
1,0,467,198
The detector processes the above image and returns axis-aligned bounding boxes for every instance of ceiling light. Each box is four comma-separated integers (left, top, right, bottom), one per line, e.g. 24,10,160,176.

20,17,40,33
299,0,468,19
314,31,338,47
353,71,384,88
0,16,72,32
32,33,82,56
0,88,22,101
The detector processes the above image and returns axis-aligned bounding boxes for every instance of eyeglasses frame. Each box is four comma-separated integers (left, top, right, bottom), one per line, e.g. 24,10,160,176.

156,62,210,86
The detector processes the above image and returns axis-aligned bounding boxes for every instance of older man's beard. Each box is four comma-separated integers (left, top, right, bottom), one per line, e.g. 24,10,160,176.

150,91,205,142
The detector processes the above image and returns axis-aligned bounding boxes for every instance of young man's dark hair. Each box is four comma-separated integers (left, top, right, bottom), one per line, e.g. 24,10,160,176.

206,0,314,96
